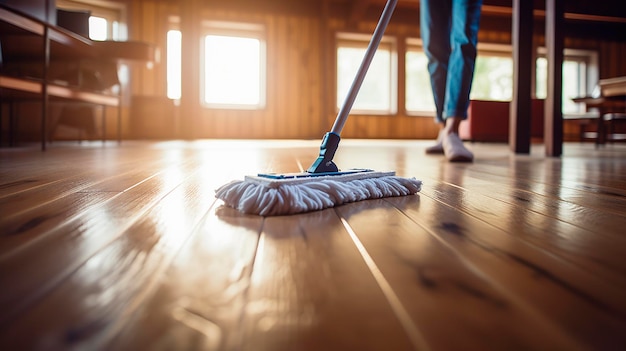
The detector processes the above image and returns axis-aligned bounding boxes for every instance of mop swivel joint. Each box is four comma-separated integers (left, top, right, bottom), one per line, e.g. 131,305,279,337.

307,132,340,173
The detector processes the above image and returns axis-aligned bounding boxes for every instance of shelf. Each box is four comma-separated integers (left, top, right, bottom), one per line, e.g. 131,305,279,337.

0,6,44,36
1,3,156,149
1,4,122,150
0,75,43,96
48,84,119,106
1,75,119,105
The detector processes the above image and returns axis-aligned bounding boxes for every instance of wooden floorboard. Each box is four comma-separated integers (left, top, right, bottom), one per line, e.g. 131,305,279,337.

1,140,626,350
106,206,264,351
418,178,626,289
391,194,626,349
336,200,584,350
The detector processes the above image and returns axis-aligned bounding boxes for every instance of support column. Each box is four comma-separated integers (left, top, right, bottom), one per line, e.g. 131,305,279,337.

510,0,534,154
179,0,202,139
544,0,564,156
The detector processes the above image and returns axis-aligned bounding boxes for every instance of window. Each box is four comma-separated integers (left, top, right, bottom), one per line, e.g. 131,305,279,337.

405,38,598,116
57,0,125,41
471,50,513,101
56,0,126,94
336,33,397,114
89,16,108,41
405,39,435,114
203,33,265,108
536,49,598,115
167,30,182,100
87,15,120,41
405,41,512,114
166,21,266,109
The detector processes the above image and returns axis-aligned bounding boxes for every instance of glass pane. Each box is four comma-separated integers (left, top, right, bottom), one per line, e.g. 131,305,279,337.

405,51,435,112
337,47,391,112
112,21,120,41
536,57,586,114
89,16,108,41
562,60,585,113
470,55,513,101
536,57,547,99
204,35,262,106
167,30,182,100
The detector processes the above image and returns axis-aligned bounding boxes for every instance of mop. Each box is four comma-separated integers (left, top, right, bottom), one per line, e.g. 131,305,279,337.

215,0,422,216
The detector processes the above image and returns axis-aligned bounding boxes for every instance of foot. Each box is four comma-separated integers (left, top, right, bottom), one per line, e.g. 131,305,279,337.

425,130,445,154
443,133,473,162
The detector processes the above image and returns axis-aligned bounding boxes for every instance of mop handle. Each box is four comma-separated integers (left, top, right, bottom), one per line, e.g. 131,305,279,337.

331,0,398,135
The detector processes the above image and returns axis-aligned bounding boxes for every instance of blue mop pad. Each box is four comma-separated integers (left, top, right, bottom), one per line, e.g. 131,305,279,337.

215,170,421,216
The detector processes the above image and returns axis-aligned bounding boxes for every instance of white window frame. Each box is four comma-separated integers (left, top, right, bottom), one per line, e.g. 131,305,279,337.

472,42,514,102
536,47,599,117
537,47,599,97
200,21,267,110
405,37,599,118
405,40,513,115
405,38,435,116
336,32,397,115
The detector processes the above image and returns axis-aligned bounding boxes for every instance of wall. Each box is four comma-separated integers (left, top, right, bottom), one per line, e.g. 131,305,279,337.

4,0,624,142
125,0,625,141
126,1,443,140
128,1,330,140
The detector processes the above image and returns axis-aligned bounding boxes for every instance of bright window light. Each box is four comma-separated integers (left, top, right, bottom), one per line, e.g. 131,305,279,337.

203,35,263,107
337,43,394,113
112,21,120,41
405,50,435,113
536,54,593,114
471,55,513,101
89,16,108,41
562,60,586,113
167,30,182,100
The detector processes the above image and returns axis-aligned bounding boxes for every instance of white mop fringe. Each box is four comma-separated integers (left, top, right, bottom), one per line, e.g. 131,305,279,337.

215,171,422,216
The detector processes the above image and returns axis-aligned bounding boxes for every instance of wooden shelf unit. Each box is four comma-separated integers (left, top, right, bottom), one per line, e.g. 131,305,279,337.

0,5,121,150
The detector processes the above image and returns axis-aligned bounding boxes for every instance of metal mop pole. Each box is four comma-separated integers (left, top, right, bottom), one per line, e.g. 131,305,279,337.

308,0,398,173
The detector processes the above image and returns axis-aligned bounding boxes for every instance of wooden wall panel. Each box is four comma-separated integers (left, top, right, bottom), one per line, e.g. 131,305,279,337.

121,0,625,141
123,1,435,140
135,7,326,140
4,0,625,143
600,41,626,79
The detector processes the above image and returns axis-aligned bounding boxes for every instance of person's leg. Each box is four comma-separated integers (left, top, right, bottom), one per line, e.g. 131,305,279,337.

443,0,481,125
441,0,482,161
421,0,452,154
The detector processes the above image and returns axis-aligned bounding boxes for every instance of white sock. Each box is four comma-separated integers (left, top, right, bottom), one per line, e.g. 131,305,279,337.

443,133,473,162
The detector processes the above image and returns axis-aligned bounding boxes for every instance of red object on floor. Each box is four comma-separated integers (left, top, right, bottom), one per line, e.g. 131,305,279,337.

459,99,544,142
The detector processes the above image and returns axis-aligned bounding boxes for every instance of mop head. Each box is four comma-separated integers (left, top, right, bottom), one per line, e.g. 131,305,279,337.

215,170,422,216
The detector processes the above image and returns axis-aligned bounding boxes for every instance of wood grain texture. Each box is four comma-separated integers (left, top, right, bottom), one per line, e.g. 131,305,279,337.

336,199,584,350
1,140,626,350
8,0,626,142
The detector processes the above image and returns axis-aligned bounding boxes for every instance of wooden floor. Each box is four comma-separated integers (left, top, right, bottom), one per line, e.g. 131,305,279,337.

1,139,626,350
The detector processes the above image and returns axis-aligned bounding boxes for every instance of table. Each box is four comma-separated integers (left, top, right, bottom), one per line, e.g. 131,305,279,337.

573,77,626,146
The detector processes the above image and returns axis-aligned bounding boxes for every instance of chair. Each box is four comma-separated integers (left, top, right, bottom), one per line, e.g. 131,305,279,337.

596,77,626,145
601,112,626,143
